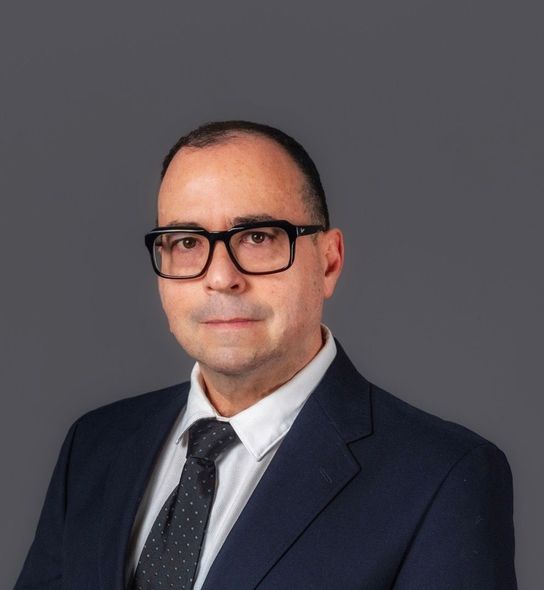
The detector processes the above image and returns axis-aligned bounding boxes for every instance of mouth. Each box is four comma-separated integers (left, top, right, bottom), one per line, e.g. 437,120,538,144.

203,318,260,328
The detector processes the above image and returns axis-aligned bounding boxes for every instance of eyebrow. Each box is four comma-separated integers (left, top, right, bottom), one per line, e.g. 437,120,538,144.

159,214,279,229
162,220,204,229
232,214,278,225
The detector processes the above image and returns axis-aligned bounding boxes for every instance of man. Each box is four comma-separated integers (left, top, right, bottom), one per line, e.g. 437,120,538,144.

15,120,517,589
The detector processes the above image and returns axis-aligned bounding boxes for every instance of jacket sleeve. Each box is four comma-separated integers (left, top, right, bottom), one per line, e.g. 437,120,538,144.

14,419,80,590
392,442,517,590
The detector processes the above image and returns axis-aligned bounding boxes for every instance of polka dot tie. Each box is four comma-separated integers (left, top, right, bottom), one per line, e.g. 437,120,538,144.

131,418,238,590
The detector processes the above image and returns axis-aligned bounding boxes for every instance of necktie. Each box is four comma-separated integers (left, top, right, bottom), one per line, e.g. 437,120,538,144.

131,418,238,590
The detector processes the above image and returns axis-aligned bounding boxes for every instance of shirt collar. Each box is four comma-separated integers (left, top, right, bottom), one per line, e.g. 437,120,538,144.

175,325,337,461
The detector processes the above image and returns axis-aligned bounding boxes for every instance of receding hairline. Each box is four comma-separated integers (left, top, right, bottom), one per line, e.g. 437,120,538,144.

160,130,319,221
164,130,306,177
159,120,330,230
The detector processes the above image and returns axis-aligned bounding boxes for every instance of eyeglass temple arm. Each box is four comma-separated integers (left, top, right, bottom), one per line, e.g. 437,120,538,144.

296,224,325,237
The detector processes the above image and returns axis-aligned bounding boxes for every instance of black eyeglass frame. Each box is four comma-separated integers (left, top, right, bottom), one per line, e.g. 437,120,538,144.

144,219,325,279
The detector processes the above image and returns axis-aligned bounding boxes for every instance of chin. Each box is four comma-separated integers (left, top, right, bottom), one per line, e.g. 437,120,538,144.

193,345,273,377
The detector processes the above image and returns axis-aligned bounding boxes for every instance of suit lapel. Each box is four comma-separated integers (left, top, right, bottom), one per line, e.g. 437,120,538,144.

202,342,372,590
98,383,189,590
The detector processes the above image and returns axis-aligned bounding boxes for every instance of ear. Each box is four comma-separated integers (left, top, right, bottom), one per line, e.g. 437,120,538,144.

320,228,344,299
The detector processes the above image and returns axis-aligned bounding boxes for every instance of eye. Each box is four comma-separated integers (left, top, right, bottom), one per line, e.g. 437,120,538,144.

248,232,267,244
184,237,197,249
236,228,279,248
177,237,198,249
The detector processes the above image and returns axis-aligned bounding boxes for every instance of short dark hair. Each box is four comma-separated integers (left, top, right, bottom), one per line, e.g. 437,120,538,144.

160,120,330,230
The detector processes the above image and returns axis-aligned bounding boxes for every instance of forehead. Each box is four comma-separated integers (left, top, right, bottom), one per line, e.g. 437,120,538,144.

157,135,309,227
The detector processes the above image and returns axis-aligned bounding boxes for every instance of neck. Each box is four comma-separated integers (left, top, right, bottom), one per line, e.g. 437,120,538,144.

198,331,325,417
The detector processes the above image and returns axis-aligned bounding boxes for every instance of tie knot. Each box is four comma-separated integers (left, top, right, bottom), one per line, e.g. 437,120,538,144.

187,418,238,462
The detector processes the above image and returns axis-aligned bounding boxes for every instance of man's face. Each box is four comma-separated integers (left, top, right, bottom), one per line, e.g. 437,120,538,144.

156,134,343,382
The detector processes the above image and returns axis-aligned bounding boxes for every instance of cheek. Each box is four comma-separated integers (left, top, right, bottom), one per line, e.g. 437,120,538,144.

158,281,172,316
268,271,323,328
158,281,191,326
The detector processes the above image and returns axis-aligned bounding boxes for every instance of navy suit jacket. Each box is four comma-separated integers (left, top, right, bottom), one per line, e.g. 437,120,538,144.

15,342,517,589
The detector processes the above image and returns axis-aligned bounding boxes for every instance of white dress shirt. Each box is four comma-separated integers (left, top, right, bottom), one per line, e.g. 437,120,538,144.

125,325,337,589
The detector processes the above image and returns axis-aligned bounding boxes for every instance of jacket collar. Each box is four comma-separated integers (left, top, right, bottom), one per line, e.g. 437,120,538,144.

202,339,372,589
98,383,190,590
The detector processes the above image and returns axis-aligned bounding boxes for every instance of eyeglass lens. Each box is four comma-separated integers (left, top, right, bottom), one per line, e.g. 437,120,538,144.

153,226,291,277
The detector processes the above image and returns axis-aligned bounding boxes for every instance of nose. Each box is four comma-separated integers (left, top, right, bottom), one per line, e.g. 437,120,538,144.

203,241,247,293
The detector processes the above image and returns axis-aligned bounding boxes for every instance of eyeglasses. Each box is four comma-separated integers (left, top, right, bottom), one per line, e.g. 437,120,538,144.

144,219,325,279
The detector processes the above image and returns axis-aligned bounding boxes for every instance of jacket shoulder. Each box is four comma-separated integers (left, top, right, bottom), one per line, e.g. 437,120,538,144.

75,381,190,432
369,381,503,464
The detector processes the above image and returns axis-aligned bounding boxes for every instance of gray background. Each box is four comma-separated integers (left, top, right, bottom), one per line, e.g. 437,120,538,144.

1,1,542,587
